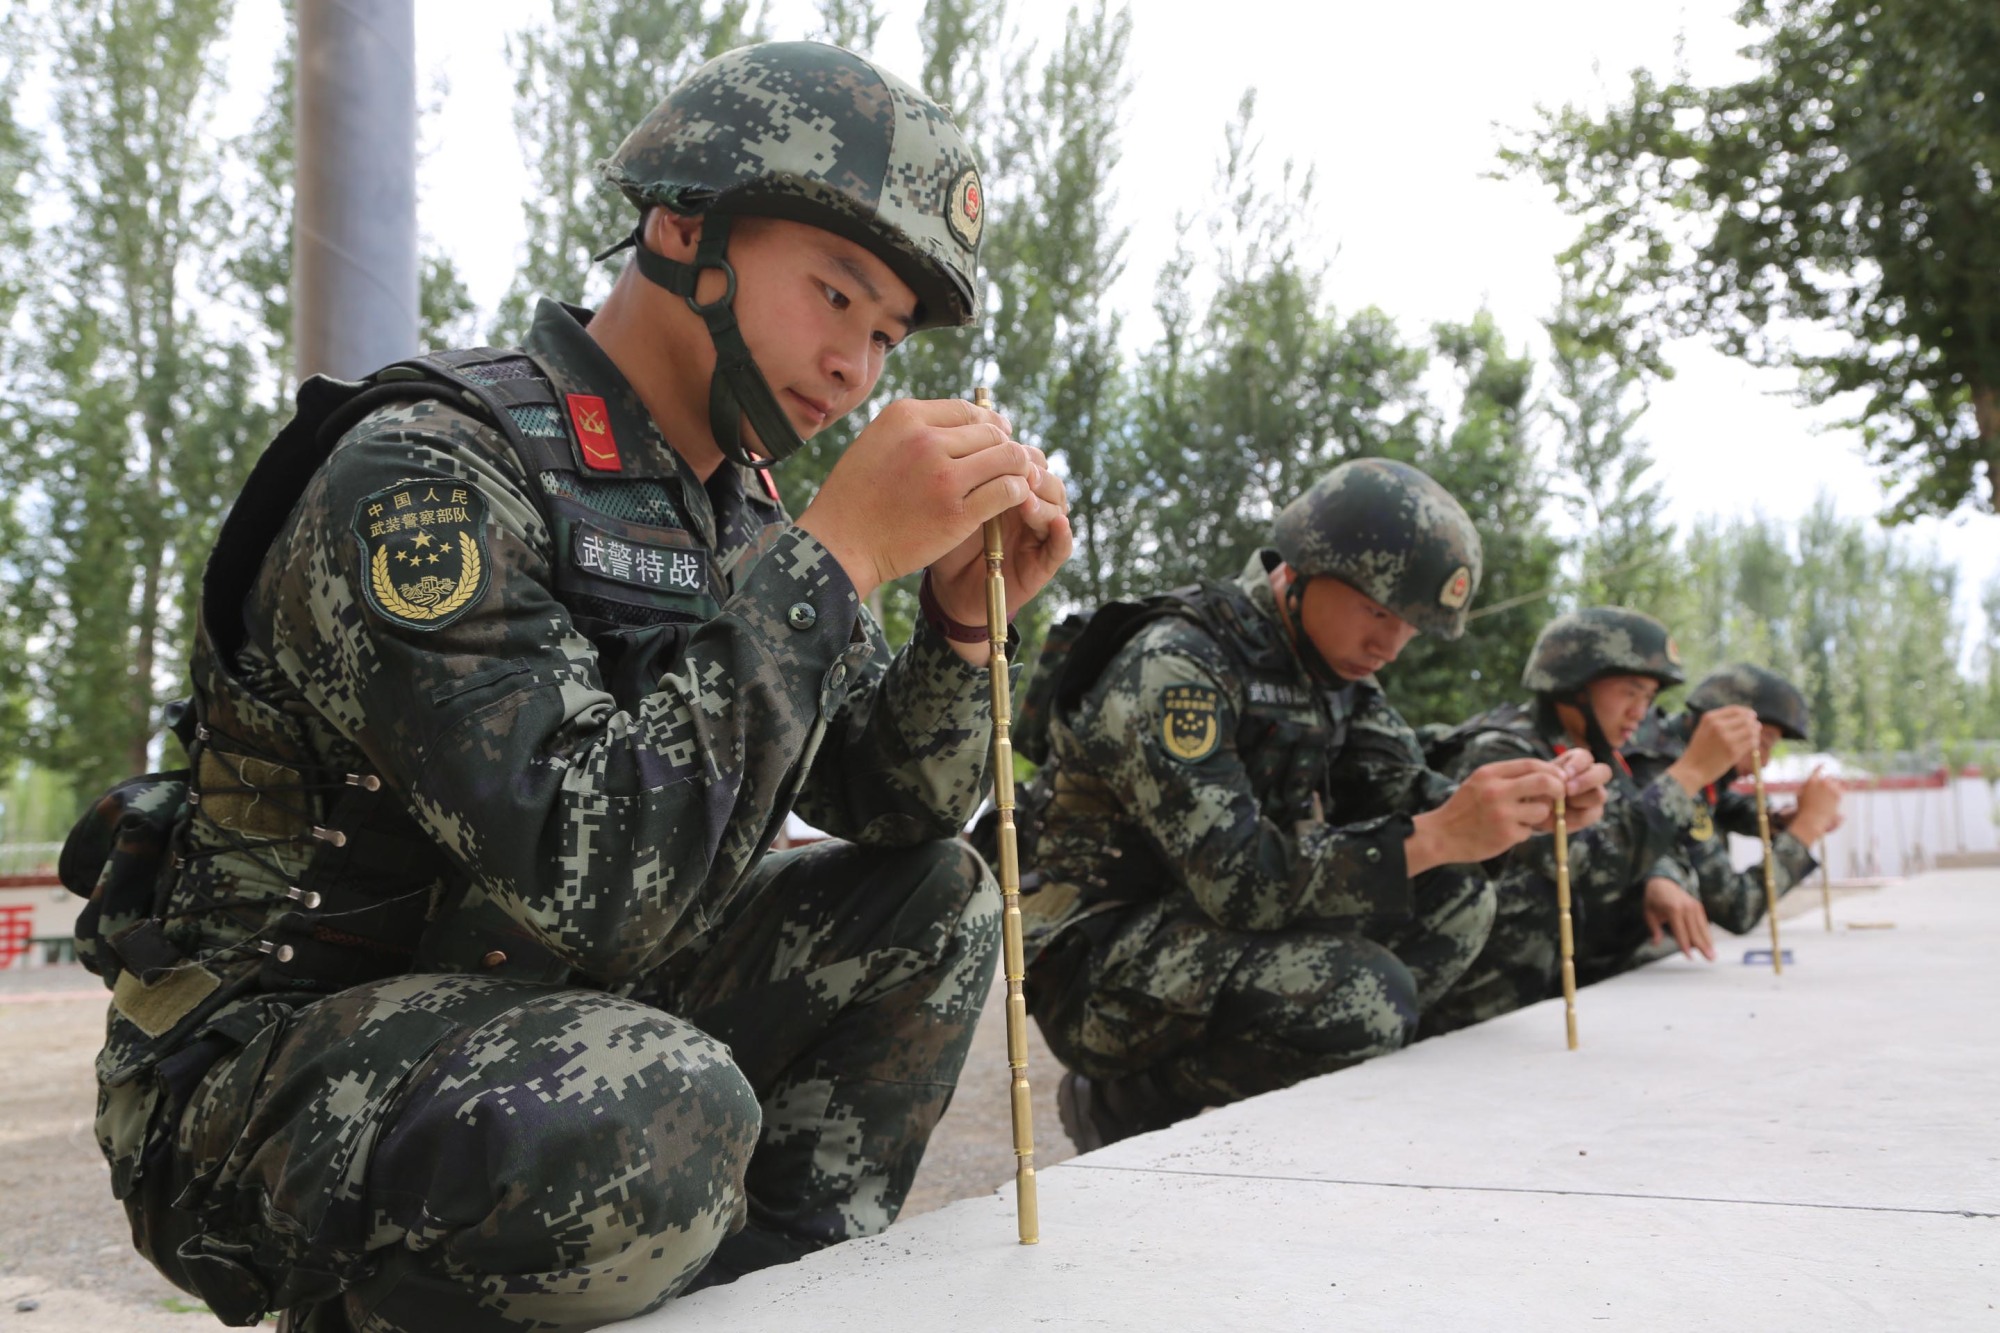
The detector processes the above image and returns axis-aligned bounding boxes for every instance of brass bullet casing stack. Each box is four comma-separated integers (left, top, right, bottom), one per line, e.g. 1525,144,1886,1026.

1753,763,1782,974
1554,793,1578,1050
976,386,1039,1245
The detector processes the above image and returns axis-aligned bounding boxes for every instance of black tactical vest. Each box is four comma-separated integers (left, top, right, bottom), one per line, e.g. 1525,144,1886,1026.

1025,576,1356,896
64,346,779,1030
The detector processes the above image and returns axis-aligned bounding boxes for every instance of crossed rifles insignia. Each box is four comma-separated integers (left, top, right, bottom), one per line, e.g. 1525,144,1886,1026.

354,481,491,631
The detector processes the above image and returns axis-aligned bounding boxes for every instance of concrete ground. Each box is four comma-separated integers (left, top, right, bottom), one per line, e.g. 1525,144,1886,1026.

2,874,1978,1330
660,869,1999,1331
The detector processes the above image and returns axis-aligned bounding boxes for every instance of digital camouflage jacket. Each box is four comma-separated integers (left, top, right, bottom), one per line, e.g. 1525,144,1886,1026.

88,299,1004,1192
1019,551,1456,953
1624,708,1817,934
1433,701,1701,969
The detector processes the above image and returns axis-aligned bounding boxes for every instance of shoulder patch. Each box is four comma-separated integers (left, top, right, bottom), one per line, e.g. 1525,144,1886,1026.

1689,804,1715,843
1160,682,1222,763
353,480,491,631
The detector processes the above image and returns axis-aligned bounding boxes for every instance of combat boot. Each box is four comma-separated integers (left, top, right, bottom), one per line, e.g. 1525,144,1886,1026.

1057,1068,1201,1151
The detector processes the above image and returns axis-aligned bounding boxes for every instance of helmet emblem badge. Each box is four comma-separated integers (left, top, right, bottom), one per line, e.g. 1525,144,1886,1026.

1439,565,1472,610
947,167,984,251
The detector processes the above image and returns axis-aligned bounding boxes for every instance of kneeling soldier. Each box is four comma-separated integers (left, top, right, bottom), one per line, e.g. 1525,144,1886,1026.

1422,608,1764,1034
63,42,1070,1332
1623,664,1844,958
1016,459,1610,1149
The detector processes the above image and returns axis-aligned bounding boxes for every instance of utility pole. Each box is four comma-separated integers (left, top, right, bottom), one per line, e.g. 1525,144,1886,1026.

294,0,418,380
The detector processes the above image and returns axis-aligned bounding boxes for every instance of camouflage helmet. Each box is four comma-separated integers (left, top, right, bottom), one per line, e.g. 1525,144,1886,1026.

1522,606,1686,696
602,41,982,332
1270,458,1484,640
1687,664,1812,741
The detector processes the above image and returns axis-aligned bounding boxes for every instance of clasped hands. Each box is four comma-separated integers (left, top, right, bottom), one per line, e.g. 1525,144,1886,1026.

794,397,1072,666
1406,750,1612,876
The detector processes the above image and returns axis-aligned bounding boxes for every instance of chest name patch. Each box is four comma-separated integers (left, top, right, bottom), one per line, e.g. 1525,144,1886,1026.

354,481,490,631
573,522,709,596
1246,680,1314,709
1160,683,1222,763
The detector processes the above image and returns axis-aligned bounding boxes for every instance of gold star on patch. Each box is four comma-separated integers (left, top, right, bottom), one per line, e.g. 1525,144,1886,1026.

412,531,433,549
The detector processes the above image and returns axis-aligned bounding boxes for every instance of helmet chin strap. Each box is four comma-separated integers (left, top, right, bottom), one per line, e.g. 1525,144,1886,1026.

1543,690,1617,766
600,214,806,470
1281,575,1351,689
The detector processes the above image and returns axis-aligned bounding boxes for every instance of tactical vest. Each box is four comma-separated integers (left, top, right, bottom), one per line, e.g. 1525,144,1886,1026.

63,347,776,1047
1025,577,1356,902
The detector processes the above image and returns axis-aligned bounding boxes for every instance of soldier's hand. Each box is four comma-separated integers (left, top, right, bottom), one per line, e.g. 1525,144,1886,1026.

1667,705,1762,792
794,397,1058,604
924,431,1073,665
1643,876,1716,961
1533,749,1614,834
1787,766,1843,845
1407,758,1567,874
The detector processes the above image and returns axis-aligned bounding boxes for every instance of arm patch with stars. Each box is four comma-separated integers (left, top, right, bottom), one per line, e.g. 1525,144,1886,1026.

353,480,491,631
1160,682,1223,763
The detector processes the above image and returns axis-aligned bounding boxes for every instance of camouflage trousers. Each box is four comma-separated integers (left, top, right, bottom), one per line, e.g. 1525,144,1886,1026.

121,838,999,1331
1028,866,1493,1107
1420,867,1652,1036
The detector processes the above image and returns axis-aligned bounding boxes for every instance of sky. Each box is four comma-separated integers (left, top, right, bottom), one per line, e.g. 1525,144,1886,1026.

207,0,2000,640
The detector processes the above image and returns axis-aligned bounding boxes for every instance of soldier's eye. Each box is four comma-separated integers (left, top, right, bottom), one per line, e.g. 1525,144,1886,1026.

821,282,850,311
874,329,900,353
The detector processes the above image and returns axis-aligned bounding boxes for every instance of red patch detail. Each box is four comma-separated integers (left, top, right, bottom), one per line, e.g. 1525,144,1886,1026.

964,181,981,221
566,394,621,472
757,468,781,504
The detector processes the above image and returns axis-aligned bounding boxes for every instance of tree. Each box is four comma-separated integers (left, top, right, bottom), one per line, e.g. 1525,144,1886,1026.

1132,96,1407,592
0,14,40,757
1543,265,1682,617
495,0,760,343
1673,503,1977,753
810,0,883,50
0,1,476,801
12,0,262,795
983,0,1133,609
1505,0,2000,518
1388,312,1563,730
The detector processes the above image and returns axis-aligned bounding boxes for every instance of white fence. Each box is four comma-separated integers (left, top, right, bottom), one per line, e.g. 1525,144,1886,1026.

1733,770,2000,881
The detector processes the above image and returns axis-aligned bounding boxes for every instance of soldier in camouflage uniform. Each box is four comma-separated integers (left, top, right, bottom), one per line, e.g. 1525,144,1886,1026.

60,43,1071,1332
1015,460,1611,1149
1421,608,1767,1034
1623,664,1843,948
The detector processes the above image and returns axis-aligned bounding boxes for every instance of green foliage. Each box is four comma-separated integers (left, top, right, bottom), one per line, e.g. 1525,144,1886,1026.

1385,312,1560,728
1673,500,1975,751
11,0,259,795
495,0,761,344
810,0,884,51
0,16,39,756
0,1,483,801
1504,0,2000,518
985,0,1133,610
1543,263,1683,618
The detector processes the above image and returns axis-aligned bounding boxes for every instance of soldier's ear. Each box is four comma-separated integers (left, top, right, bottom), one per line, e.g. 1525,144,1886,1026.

645,207,705,261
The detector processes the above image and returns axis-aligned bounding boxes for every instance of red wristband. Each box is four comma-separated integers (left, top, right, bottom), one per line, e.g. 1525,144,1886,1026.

919,571,992,644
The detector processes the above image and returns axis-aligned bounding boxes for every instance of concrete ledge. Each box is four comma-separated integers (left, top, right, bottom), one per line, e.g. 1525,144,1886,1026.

646,870,2000,1330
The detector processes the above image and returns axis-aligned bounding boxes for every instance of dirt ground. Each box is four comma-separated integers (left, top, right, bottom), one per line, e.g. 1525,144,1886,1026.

0,963,1073,1331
